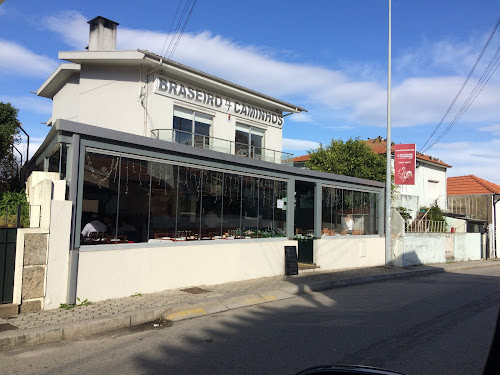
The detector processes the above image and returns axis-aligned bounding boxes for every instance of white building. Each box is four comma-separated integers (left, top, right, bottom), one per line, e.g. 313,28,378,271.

14,17,387,311
364,137,451,219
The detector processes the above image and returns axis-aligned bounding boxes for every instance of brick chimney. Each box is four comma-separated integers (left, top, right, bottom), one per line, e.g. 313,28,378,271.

88,16,119,51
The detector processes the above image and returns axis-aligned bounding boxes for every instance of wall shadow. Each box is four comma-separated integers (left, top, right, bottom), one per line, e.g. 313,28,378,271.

131,269,500,375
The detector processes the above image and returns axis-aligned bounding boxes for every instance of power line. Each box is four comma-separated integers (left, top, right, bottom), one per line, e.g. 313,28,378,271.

422,40,500,153
167,0,197,61
160,0,183,57
141,0,197,103
419,17,500,153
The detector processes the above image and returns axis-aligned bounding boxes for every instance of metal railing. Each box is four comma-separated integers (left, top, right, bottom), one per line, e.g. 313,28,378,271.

151,129,294,165
406,219,446,233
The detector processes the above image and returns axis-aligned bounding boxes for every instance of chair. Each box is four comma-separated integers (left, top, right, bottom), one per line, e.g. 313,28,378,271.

352,229,362,235
341,230,348,236
323,228,329,235
328,229,335,236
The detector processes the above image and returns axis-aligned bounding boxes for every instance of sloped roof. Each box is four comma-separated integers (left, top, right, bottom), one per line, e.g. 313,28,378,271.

364,137,452,168
292,137,452,168
292,154,310,163
447,175,500,196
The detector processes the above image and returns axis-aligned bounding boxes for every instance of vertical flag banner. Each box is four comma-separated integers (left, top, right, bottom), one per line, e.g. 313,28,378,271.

394,144,416,185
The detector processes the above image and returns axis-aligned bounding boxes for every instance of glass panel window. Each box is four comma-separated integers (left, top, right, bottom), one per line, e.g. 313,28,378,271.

173,106,212,149
352,190,363,235
60,144,68,180
201,170,223,238
251,127,264,159
80,150,293,244
48,146,60,173
235,129,250,157
235,124,265,160
241,176,259,236
117,157,150,243
177,166,202,239
273,180,287,236
222,173,242,237
322,187,334,233
149,162,178,240
258,178,274,236
81,152,120,244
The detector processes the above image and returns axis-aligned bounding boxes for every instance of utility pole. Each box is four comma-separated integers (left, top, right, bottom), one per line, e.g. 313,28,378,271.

385,0,392,265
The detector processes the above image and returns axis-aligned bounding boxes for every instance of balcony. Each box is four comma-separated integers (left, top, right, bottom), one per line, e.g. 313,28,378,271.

151,129,294,165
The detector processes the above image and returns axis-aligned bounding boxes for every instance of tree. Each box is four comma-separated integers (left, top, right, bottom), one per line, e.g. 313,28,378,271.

306,137,386,182
0,102,22,193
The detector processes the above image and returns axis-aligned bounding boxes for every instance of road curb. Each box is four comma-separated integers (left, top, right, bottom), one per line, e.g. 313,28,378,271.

1,261,498,352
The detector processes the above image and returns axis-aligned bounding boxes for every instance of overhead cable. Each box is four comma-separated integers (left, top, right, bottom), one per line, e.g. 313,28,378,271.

419,17,500,153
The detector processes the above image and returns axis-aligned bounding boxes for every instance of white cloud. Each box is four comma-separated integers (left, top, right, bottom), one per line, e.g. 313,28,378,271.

431,140,500,184
282,138,320,151
287,113,312,123
44,11,88,50
0,96,52,115
17,136,45,160
479,124,500,135
43,11,500,133
0,40,58,78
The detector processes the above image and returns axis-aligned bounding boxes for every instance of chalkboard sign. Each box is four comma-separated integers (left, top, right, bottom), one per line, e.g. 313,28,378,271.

284,246,298,275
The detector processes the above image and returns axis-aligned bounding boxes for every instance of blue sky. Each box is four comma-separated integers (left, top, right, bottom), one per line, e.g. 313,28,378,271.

1,0,500,183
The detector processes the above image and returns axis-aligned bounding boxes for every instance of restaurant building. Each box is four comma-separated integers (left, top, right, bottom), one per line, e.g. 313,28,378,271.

19,17,386,307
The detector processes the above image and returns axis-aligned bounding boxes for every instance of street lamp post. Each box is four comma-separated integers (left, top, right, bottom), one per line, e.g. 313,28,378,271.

385,0,392,265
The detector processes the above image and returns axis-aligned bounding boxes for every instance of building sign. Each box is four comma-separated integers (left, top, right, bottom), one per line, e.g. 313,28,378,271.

154,76,284,126
394,144,416,185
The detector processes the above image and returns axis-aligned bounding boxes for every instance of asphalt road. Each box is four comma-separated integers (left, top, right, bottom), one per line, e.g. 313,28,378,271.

1,266,499,375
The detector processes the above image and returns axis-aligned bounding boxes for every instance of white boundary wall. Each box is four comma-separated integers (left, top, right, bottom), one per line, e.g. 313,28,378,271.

315,237,385,271
398,233,481,266
76,239,296,302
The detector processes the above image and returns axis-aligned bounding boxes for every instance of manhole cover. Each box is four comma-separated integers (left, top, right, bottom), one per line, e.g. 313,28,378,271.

181,287,211,294
0,323,18,332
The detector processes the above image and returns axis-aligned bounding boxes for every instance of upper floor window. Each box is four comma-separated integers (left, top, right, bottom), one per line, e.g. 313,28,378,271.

173,106,212,148
235,124,265,159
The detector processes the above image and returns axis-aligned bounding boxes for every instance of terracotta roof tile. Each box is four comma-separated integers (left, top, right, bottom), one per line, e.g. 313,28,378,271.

292,154,310,162
447,175,500,195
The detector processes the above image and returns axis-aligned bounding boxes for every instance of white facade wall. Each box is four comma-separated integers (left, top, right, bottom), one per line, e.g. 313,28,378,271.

78,65,145,135
76,239,296,302
52,74,80,122
315,237,385,271
394,159,447,218
51,64,285,157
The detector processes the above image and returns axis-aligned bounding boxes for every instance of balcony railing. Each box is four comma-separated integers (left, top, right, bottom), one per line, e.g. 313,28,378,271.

151,129,294,165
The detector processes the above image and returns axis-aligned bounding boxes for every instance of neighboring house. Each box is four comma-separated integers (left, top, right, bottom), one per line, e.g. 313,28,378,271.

293,136,452,220
15,16,387,309
447,175,500,259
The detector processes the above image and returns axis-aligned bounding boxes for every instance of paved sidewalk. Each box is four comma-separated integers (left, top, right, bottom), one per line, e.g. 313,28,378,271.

1,260,498,351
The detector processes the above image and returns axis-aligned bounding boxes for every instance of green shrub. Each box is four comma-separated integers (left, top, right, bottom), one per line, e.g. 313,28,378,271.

0,190,29,227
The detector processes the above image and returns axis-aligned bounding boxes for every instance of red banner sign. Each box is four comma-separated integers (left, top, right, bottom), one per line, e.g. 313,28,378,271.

394,144,416,185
